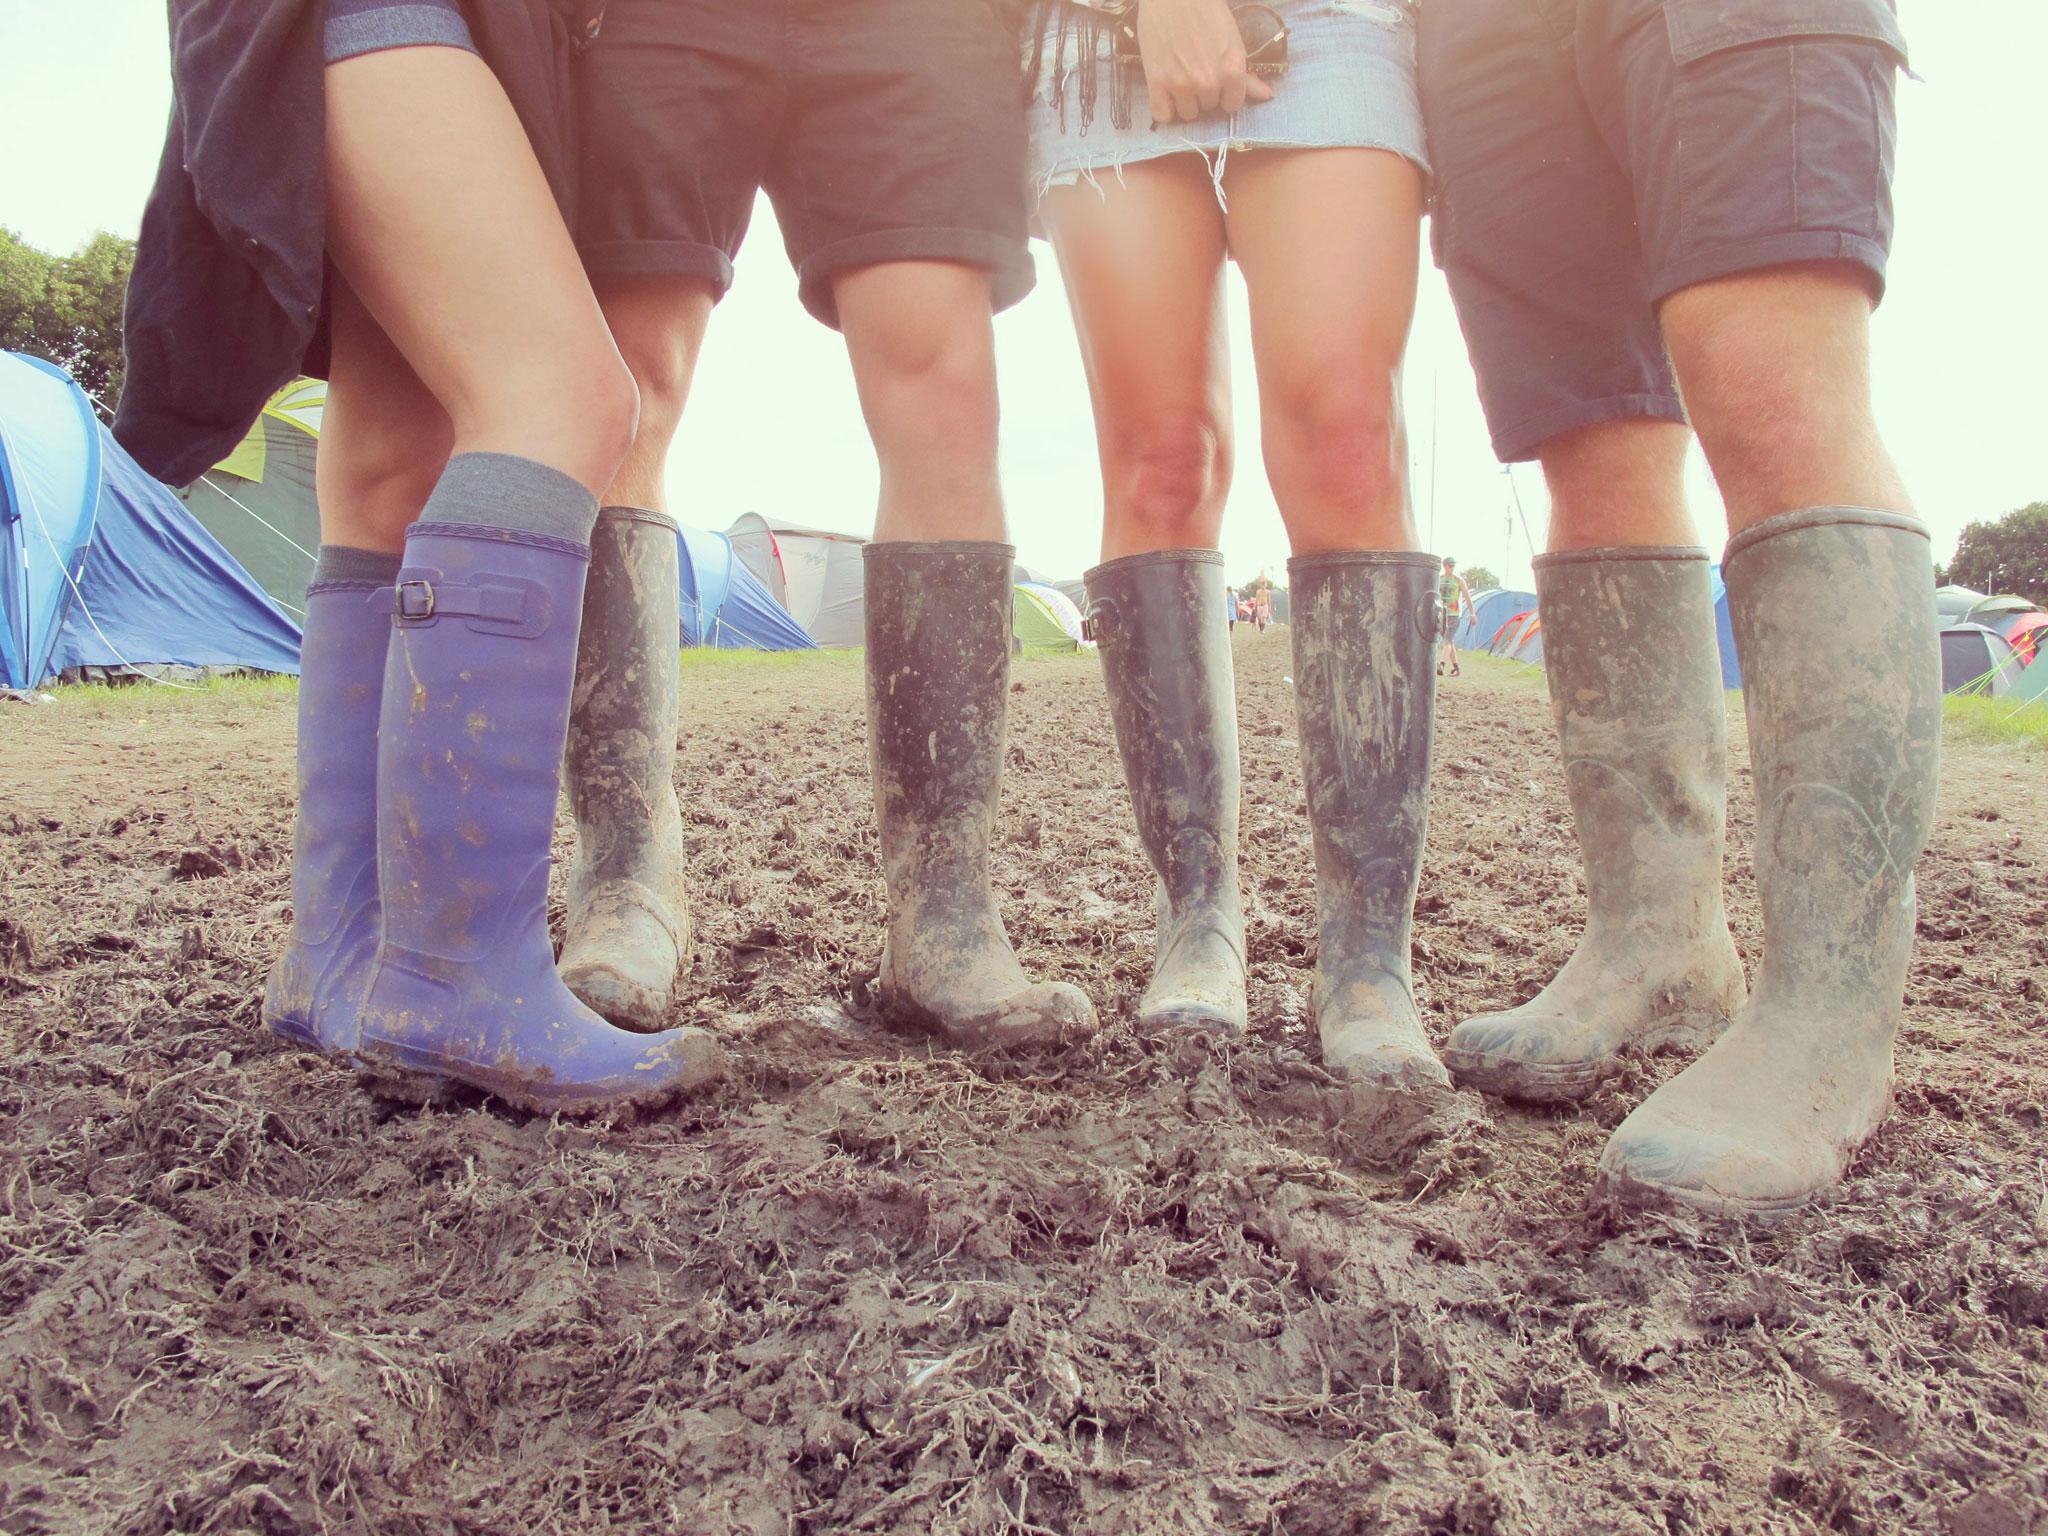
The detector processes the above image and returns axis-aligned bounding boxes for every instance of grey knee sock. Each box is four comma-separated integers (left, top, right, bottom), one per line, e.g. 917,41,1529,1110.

312,544,404,588
417,451,600,545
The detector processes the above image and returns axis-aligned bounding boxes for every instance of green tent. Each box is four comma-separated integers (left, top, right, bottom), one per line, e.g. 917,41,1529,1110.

1012,584,1080,657
180,378,324,615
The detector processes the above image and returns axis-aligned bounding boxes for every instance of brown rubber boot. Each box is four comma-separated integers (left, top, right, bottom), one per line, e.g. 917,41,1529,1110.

1444,548,1746,1102
1290,552,1451,1099
559,506,691,1033
1597,509,1942,1216
864,541,1098,1052
1086,550,1248,1037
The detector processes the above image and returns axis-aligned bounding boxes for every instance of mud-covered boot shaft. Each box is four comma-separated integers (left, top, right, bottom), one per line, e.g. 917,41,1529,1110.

355,479,725,1114
1444,549,1746,1102
1289,552,1449,1098
864,541,1098,1051
560,506,692,1032
262,563,397,1053
1598,510,1942,1216
1085,550,1248,1038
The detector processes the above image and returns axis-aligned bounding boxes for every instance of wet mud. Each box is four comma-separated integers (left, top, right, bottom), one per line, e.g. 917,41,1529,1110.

1,634,2042,1534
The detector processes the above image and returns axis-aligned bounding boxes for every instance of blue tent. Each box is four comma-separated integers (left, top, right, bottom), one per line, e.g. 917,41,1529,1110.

678,524,815,651
2,352,301,688
1708,565,1743,689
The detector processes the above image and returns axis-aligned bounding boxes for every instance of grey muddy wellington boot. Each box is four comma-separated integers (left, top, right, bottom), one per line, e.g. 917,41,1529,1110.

1086,550,1248,1037
1444,548,1746,1102
559,507,691,1032
1291,553,1450,1096
1598,510,1942,1216
864,542,1099,1051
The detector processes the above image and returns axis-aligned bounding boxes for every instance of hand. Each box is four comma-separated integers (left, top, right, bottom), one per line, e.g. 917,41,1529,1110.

1135,0,1277,125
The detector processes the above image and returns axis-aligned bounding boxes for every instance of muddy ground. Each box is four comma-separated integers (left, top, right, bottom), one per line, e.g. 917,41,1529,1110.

1,633,2043,1536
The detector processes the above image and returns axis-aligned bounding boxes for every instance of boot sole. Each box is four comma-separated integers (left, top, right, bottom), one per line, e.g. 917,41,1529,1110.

1443,1012,1730,1106
1590,1168,1819,1221
1137,1004,1248,1041
352,1035,726,1118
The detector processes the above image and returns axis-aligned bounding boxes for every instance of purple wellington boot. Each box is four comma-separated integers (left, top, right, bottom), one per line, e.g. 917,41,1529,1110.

354,522,725,1114
262,578,391,1052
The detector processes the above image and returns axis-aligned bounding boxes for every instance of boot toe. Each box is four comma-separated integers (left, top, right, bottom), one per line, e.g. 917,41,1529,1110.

1444,1011,1612,1103
1137,994,1248,1039
1595,1114,1831,1218
975,982,1100,1051
560,888,686,1033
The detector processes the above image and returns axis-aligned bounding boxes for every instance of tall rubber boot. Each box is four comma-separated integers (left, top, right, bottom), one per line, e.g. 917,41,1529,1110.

559,506,690,1032
865,542,1098,1051
1290,552,1450,1093
262,577,391,1052
1086,550,1248,1037
1598,509,1941,1214
355,522,726,1112
1444,549,1746,1101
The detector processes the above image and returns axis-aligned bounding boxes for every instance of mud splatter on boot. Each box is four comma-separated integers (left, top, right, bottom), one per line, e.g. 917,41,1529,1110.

863,541,1098,1052
262,571,394,1052
1445,549,1745,1103
355,503,724,1115
560,507,690,1033
1086,550,1248,1039
1596,510,1942,1216
1289,552,1452,1119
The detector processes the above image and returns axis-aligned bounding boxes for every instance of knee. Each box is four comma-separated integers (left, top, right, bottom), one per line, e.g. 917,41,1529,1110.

1107,415,1230,545
570,352,641,483
1263,372,1403,512
319,414,447,544
858,323,1000,461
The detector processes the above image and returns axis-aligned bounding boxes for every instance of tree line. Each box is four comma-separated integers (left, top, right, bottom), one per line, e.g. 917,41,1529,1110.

0,226,136,408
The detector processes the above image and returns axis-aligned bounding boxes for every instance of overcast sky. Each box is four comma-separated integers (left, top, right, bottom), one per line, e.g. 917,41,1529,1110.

3,3,2041,589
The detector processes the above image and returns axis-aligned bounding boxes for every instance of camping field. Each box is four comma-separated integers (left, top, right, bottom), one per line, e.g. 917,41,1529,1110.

1,630,2043,1536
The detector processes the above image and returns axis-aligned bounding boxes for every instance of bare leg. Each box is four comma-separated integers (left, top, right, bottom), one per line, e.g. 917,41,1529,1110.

594,275,719,514
836,261,1006,543
317,282,452,553
1042,157,1234,560
1223,147,1424,555
324,47,637,490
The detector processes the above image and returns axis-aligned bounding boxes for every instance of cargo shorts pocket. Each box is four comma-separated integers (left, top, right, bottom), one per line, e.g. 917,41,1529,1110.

1663,0,1907,67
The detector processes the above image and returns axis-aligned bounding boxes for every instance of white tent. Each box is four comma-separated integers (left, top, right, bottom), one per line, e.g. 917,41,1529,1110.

727,513,867,649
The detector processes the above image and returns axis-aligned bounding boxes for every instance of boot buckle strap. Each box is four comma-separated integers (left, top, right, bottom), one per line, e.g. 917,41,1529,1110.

388,576,549,636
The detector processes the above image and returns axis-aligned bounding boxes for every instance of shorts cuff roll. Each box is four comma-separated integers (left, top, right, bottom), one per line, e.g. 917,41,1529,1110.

1491,393,1689,465
578,240,736,299
1651,232,1892,308
796,228,1036,330
323,7,476,63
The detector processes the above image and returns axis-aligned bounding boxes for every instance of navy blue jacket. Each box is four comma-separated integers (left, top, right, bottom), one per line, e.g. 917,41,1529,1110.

115,0,584,487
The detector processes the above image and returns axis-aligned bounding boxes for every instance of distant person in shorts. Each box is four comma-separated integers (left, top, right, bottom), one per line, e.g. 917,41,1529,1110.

567,0,1095,1055
1438,557,1473,676
1225,583,1239,631
1422,0,1940,1216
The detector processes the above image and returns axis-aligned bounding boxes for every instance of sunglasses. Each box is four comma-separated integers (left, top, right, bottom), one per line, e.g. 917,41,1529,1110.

1108,3,1292,83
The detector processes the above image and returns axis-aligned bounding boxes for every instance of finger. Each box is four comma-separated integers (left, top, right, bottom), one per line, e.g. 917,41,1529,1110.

1171,81,1203,122
1245,76,1276,105
1220,67,1248,116
1148,80,1175,126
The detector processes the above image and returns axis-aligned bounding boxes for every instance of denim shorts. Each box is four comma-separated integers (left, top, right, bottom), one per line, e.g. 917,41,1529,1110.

1419,0,1907,463
324,0,476,64
1026,0,1428,205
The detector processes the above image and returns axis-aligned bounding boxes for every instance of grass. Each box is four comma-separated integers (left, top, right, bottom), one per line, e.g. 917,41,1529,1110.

1942,691,2048,751
40,670,299,718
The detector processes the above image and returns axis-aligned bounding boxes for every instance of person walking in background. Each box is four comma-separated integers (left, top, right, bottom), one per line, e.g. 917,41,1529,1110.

1029,0,1451,1110
1225,582,1239,632
1422,0,1939,1214
117,0,726,1112
567,0,1095,1052
1253,586,1273,632
1438,557,1473,676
